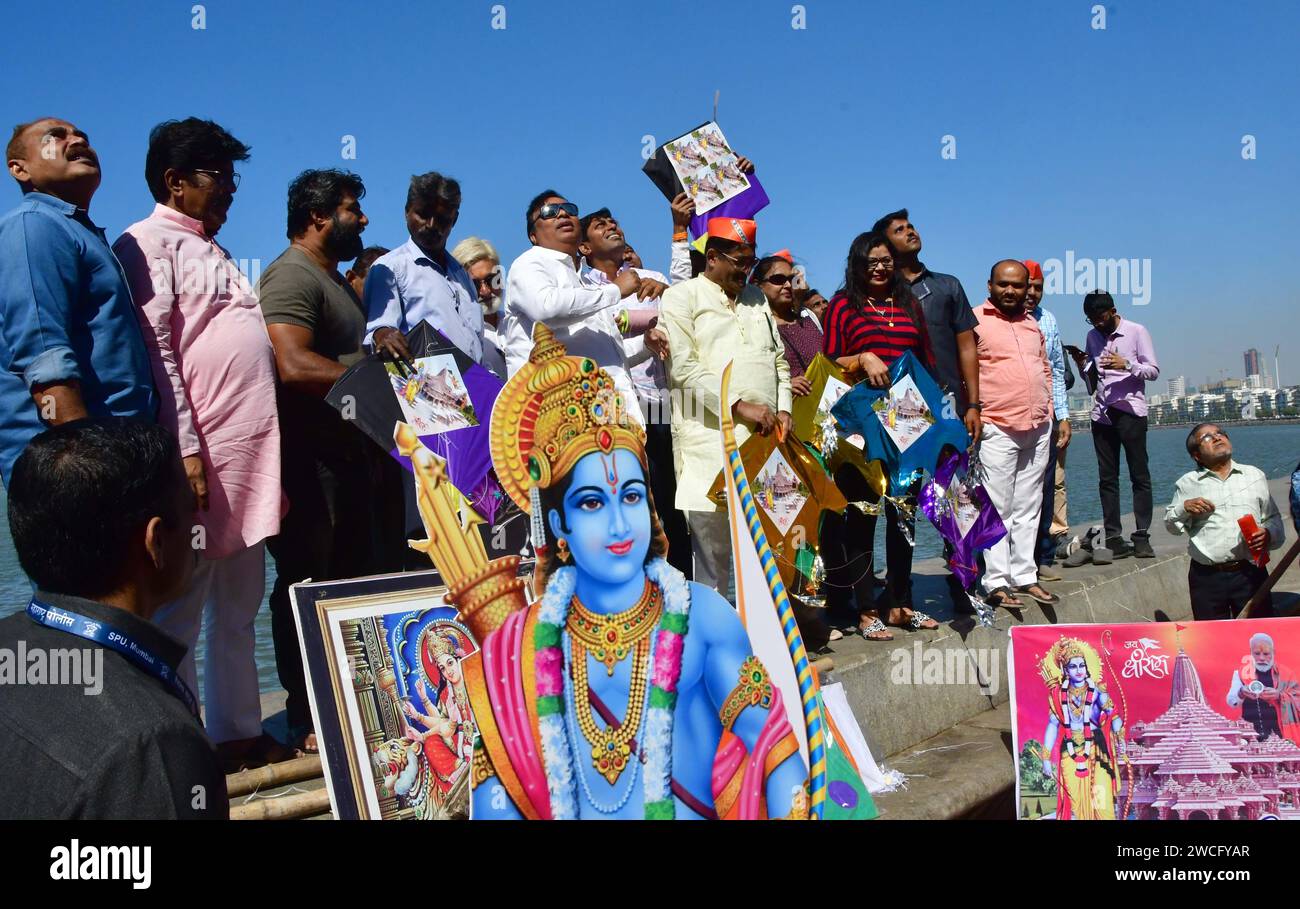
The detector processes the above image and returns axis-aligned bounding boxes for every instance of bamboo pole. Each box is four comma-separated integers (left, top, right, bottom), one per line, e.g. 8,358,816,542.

230,788,331,821
1241,537,1300,619
225,754,323,798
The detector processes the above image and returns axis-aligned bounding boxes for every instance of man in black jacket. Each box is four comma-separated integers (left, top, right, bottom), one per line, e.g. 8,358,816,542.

0,417,227,819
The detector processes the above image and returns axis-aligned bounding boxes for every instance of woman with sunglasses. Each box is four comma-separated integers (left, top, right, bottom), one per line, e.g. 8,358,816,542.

820,231,940,640
751,255,819,397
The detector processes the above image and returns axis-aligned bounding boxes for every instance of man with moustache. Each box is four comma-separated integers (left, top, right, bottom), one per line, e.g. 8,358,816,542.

114,118,290,770
577,207,689,576
364,172,485,366
659,217,792,603
973,261,1056,609
257,169,372,754
502,190,663,414
1166,423,1283,620
0,118,157,487
1022,260,1073,583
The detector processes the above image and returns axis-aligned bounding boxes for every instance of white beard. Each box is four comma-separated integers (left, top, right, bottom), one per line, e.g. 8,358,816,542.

1255,658,1275,673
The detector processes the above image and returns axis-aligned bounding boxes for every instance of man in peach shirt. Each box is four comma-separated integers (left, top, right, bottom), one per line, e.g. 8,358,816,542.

114,118,288,770
973,260,1057,609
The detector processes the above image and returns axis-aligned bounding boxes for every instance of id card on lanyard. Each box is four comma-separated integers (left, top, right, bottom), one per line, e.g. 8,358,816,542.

26,598,200,720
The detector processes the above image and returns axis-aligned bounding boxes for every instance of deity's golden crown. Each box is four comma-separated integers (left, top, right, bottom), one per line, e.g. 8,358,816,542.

425,629,458,659
490,323,647,512
1052,637,1088,668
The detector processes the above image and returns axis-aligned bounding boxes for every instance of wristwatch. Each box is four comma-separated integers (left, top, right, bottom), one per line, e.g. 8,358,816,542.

966,402,984,412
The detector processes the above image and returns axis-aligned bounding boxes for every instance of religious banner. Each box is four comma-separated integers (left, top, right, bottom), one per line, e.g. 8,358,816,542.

1009,619,1300,821
830,350,970,493
918,448,1007,589
291,570,479,820
641,120,770,232
705,427,847,591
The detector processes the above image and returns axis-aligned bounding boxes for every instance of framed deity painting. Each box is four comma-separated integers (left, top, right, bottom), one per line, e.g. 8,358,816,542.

292,570,478,820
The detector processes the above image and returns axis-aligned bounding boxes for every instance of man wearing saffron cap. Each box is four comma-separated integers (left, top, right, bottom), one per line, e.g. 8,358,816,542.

660,217,792,603
1023,259,1072,583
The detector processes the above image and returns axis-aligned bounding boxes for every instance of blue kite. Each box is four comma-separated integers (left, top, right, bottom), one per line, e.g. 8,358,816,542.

829,350,970,493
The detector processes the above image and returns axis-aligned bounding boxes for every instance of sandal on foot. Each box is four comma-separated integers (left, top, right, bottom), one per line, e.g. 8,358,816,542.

903,610,940,631
985,587,1025,609
1016,584,1060,605
858,617,894,642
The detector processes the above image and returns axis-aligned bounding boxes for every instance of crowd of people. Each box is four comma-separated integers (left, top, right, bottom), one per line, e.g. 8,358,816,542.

0,114,1295,818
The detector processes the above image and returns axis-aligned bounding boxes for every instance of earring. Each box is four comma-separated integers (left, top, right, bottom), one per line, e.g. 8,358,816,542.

556,538,570,563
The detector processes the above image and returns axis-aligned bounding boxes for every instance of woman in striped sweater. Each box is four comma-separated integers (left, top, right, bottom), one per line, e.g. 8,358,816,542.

821,231,940,640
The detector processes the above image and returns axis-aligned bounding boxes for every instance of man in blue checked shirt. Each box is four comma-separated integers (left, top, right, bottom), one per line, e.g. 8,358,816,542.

0,117,156,485
1024,260,1073,581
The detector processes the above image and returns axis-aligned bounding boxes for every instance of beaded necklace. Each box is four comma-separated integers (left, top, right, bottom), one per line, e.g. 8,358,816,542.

533,559,691,820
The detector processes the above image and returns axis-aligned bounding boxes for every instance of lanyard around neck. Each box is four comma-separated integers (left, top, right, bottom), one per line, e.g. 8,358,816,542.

26,598,200,719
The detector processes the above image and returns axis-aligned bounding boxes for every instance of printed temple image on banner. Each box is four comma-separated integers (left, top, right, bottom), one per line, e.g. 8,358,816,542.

1009,619,1300,821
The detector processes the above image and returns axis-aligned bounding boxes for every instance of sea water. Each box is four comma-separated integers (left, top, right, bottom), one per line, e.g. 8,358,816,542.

1,422,1296,693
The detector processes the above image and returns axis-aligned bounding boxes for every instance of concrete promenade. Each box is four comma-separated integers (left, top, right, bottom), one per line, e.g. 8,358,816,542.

239,477,1300,820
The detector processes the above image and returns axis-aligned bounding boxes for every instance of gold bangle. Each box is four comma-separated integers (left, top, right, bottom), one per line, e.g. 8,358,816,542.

719,656,773,732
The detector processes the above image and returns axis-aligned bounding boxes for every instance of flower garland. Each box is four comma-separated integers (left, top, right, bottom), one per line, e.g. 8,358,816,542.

533,558,691,820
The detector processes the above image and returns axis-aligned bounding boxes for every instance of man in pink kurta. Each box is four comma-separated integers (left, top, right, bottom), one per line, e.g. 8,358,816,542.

973,260,1056,609
112,118,286,768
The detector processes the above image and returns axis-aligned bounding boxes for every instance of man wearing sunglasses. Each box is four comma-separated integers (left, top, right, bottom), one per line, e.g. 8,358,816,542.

114,118,294,770
365,172,485,369
659,217,792,603
1166,424,1283,620
502,191,656,421
1068,291,1160,559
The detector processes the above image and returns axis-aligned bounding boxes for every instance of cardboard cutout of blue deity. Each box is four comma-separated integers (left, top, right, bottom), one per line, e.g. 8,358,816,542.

829,350,970,493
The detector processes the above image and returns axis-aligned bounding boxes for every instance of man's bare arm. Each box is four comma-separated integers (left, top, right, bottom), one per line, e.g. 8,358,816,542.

266,323,347,397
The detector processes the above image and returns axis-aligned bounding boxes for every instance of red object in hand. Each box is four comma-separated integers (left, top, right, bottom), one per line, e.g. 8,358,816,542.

1238,515,1270,567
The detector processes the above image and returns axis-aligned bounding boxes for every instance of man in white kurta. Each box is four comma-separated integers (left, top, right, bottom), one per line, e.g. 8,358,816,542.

502,192,666,424
659,217,791,604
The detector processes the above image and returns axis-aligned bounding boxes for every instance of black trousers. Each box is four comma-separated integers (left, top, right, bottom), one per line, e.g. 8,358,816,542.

1091,409,1152,541
1188,561,1272,621
822,464,916,625
644,418,692,579
268,434,376,735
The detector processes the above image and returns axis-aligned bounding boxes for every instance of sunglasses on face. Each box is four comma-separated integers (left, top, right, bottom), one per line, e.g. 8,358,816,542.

191,168,240,190
1196,429,1228,445
534,202,578,224
762,273,797,286
866,257,894,272
716,249,756,271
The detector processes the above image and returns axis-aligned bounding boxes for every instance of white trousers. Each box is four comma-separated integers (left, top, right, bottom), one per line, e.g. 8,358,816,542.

979,422,1052,593
153,542,266,744
687,510,735,605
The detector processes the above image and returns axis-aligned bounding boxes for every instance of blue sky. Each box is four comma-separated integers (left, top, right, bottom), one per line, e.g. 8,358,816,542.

3,0,1298,389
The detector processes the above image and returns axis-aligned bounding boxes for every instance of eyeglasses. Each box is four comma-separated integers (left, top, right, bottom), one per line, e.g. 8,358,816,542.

191,168,239,190
533,202,578,224
866,257,894,271
473,273,498,288
1085,310,1115,326
762,273,797,286
716,249,756,271
1196,429,1228,445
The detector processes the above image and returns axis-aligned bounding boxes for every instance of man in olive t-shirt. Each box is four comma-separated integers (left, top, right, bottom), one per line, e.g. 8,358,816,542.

256,169,374,752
